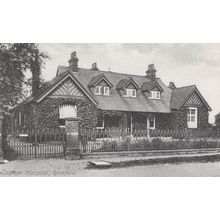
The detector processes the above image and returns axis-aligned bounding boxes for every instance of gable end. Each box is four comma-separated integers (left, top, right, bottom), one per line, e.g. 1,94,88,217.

49,78,84,97
183,91,203,106
36,73,98,105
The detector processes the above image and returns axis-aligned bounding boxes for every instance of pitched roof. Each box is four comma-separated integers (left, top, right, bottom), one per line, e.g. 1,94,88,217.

88,73,113,88
116,77,140,90
171,85,211,111
18,65,211,113
141,80,164,92
171,85,196,109
70,68,172,113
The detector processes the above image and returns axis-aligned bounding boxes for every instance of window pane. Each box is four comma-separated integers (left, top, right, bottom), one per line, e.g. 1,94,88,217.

95,86,101,94
132,89,136,97
191,109,196,115
59,105,77,118
156,92,160,99
187,116,190,122
150,120,154,128
124,89,128,96
97,115,104,128
104,87,109,95
191,116,195,122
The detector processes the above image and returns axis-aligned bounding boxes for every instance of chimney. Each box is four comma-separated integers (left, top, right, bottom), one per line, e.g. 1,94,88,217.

68,51,79,72
91,62,99,71
169,82,176,89
146,64,156,80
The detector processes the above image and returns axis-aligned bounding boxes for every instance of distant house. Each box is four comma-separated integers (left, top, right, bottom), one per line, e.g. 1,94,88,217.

12,51,211,132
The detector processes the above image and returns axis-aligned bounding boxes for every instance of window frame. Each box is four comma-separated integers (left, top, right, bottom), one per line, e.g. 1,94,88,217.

96,116,105,129
149,91,161,99
103,86,110,96
187,107,198,128
59,104,77,127
124,88,137,98
149,116,155,129
94,86,102,95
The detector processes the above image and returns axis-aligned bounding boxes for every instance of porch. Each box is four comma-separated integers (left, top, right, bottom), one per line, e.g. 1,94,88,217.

96,111,171,132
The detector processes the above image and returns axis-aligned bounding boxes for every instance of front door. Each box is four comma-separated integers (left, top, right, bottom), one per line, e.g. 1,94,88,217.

187,107,197,128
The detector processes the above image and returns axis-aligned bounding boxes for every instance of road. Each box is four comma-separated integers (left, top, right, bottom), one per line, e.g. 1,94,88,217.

1,158,220,176
78,161,220,177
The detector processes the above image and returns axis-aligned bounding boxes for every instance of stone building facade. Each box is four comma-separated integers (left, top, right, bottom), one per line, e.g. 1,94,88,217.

10,52,212,132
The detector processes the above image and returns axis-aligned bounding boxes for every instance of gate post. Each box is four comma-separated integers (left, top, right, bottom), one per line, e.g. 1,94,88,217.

65,117,81,160
0,115,4,160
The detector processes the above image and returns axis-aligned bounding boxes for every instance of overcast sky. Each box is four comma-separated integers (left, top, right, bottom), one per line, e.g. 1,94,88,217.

38,43,220,123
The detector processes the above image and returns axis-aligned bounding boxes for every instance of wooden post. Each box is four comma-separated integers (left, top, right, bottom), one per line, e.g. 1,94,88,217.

65,117,81,160
147,116,150,141
0,115,4,160
34,132,37,158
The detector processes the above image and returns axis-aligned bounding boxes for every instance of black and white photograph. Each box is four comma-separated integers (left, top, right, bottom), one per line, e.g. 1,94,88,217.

1,1,220,220
0,43,220,177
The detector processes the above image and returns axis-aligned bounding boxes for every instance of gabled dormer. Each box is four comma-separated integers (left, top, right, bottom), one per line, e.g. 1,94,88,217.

116,77,140,98
141,80,164,100
88,73,113,96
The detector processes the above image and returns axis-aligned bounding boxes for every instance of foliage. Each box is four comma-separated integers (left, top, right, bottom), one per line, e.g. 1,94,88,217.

92,137,217,153
0,43,49,115
215,112,220,128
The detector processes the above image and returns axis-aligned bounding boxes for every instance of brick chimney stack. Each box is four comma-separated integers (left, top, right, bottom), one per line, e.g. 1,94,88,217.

68,51,79,72
91,62,99,71
146,64,156,81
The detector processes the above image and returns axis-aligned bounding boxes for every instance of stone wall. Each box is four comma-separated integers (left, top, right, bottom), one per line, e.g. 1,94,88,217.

170,106,210,129
197,106,210,128
32,97,98,132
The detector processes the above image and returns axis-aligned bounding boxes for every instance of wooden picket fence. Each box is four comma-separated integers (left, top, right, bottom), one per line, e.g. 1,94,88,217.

80,128,220,154
4,128,66,159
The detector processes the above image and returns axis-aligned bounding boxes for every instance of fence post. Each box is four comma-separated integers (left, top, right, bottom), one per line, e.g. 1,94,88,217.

65,117,81,160
34,131,37,158
147,117,150,141
0,115,4,160
217,128,220,148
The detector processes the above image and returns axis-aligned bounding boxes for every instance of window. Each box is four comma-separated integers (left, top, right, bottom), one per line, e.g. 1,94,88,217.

95,86,102,95
104,86,110,96
96,115,104,129
124,89,137,97
149,116,155,129
149,91,160,99
59,104,77,126
187,107,197,128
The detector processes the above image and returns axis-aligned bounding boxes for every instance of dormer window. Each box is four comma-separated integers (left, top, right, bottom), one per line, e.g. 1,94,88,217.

149,91,161,99
95,86,102,95
124,89,137,98
104,86,110,96
94,86,110,96
89,74,112,96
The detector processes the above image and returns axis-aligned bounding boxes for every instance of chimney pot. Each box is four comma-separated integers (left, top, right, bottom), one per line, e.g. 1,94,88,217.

146,64,156,80
68,51,79,71
91,62,99,71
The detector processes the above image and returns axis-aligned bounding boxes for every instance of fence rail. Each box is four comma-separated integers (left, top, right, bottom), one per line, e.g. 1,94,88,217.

4,128,66,159
80,128,220,154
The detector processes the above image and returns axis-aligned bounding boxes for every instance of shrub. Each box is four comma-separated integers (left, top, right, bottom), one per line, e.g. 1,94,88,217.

3,144,18,160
